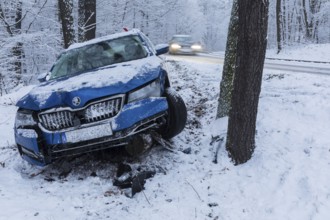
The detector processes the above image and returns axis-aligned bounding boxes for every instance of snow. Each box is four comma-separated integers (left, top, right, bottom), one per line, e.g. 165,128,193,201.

28,56,162,106
67,29,141,51
266,43,330,63
1,44,330,220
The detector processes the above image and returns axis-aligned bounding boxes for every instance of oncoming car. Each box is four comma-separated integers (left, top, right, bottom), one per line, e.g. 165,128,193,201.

169,35,202,55
14,29,187,166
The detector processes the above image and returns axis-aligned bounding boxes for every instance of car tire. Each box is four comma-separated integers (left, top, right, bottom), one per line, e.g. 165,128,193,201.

159,88,187,139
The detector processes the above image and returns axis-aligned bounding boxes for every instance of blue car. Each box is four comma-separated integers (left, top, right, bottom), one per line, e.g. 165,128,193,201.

14,29,187,166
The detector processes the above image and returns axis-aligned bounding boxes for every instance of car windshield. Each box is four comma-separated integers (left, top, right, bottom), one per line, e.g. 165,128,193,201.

50,35,148,80
172,36,193,43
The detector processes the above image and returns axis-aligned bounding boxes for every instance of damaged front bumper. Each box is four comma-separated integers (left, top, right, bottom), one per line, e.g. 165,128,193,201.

15,97,168,166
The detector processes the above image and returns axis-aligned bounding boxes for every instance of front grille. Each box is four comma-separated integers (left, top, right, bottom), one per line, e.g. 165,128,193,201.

38,96,123,131
39,111,74,130
83,98,122,123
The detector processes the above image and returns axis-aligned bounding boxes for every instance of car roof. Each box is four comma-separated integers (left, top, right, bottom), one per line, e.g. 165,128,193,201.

67,29,142,51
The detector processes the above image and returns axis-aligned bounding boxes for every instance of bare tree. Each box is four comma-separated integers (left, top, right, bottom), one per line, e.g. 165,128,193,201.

226,0,269,165
0,1,24,85
58,0,75,48
78,0,96,42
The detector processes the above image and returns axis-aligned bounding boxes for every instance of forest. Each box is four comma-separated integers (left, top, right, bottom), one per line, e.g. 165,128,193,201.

0,0,329,95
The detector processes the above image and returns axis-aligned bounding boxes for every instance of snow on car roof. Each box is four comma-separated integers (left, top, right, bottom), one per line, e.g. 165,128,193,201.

67,29,141,51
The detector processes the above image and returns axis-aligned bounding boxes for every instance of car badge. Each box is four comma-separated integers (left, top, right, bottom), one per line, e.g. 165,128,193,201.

72,97,81,106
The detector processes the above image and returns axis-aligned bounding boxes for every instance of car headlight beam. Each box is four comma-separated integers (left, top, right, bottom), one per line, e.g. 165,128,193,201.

191,44,202,50
128,80,161,103
170,44,182,50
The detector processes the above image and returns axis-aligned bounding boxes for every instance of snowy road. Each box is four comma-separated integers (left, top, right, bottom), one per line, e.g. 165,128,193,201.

165,53,330,75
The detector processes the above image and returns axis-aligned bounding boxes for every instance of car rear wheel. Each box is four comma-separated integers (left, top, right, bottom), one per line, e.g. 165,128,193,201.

159,88,187,139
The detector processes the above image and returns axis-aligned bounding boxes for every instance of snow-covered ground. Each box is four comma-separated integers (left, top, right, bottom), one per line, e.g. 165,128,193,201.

1,44,330,220
267,43,330,63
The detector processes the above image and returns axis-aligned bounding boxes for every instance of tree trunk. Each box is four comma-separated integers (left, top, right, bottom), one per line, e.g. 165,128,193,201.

282,0,287,45
226,0,269,165
58,0,75,48
0,3,13,36
276,0,282,53
78,0,85,42
216,0,238,118
13,0,23,84
0,1,24,85
121,0,129,27
310,0,322,42
302,0,312,40
78,0,96,42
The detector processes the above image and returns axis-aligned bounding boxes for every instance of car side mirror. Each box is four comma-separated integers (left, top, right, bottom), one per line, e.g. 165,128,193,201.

37,72,51,82
155,44,169,56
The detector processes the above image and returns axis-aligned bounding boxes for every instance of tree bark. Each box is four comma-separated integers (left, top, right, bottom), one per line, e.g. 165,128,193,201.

226,0,269,165
216,0,238,118
58,0,75,48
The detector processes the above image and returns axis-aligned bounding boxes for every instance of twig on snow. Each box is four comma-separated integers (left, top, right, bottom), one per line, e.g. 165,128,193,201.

185,179,202,201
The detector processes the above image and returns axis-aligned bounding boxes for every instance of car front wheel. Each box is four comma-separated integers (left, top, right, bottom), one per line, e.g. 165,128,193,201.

159,88,187,139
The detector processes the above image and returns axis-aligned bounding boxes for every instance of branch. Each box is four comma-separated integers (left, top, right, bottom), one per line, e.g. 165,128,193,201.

0,3,13,36
26,0,49,33
185,179,202,201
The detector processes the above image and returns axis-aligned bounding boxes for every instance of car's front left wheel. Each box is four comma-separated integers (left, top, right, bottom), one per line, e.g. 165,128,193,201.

159,88,187,139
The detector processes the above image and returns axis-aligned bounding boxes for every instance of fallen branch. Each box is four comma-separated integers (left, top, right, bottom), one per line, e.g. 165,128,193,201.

185,179,202,201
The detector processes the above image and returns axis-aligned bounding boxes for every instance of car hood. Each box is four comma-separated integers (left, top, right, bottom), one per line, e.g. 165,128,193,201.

16,56,163,111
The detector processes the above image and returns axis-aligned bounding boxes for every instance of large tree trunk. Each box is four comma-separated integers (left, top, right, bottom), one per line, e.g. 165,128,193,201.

216,0,238,118
58,0,75,48
226,0,269,165
78,0,96,42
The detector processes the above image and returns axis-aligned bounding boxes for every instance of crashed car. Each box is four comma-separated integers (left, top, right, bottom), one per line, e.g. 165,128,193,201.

14,29,187,166
169,35,202,55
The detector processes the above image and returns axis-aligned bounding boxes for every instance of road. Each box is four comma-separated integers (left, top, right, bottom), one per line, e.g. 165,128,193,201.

165,53,330,75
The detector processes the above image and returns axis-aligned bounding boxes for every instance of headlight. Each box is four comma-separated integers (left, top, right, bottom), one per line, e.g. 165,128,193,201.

128,80,161,103
15,110,37,128
170,44,181,50
191,44,202,50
